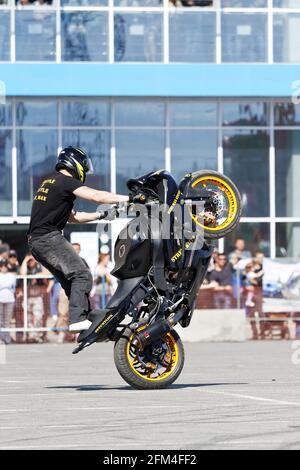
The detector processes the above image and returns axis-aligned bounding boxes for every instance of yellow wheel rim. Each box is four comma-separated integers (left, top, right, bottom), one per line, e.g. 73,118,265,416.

191,176,238,232
126,332,179,382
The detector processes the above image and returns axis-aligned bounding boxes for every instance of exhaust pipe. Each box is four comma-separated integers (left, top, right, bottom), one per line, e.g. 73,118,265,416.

132,308,186,349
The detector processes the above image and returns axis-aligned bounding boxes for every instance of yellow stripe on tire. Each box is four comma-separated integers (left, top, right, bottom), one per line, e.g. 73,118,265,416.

126,333,179,383
191,176,238,232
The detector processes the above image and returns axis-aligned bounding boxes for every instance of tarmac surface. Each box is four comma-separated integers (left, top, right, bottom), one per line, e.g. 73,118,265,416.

0,341,300,450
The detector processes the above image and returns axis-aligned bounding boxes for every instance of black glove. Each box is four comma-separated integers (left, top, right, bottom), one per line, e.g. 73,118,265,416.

129,193,146,204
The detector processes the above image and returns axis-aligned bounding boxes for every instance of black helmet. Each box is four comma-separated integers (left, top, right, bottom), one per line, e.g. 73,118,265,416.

55,146,91,184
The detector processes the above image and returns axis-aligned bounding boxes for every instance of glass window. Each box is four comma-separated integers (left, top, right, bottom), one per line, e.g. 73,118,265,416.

224,223,270,258
114,13,163,62
62,101,110,127
222,0,267,6
0,130,12,216
61,0,107,5
274,1,300,7
170,130,217,183
62,130,110,210
115,130,165,193
223,130,270,217
15,1,54,3
169,1,214,5
17,130,58,216
16,101,57,127
274,14,300,63
275,131,300,218
115,100,165,127
0,102,12,127
61,12,108,62
169,12,216,62
15,11,56,61
274,102,300,126
0,11,10,62
115,0,162,5
276,223,300,258
222,102,269,126
170,102,217,127
222,13,267,62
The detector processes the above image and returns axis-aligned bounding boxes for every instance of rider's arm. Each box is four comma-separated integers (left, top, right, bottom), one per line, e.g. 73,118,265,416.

68,210,102,224
73,186,129,205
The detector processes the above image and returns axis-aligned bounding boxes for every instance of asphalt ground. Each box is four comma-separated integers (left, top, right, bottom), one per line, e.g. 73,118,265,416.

0,341,300,450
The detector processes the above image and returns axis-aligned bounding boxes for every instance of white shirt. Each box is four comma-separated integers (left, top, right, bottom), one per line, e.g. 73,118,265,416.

0,273,16,304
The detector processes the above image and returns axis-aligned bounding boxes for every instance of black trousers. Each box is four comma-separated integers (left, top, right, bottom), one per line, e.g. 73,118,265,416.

28,231,93,324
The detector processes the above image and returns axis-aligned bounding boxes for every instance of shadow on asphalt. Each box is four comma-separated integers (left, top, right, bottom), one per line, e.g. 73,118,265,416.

46,382,248,392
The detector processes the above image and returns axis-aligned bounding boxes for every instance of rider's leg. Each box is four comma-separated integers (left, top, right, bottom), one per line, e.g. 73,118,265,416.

67,269,93,324
29,231,93,325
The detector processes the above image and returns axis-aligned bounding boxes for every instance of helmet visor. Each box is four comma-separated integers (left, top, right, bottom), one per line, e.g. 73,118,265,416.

87,157,94,175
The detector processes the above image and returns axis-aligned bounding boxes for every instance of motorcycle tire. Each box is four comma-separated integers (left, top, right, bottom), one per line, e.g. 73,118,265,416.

189,170,242,240
114,328,185,390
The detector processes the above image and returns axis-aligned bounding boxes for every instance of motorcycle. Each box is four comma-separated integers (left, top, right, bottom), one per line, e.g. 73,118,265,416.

74,169,242,390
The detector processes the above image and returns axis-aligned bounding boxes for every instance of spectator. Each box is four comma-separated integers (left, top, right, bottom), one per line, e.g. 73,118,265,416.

91,253,117,309
243,259,264,308
72,243,89,269
20,254,47,343
46,278,60,322
209,253,233,309
17,0,31,6
7,250,19,274
229,238,252,267
0,241,9,260
243,258,264,340
207,247,219,275
0,258,16,345
254,251,265,264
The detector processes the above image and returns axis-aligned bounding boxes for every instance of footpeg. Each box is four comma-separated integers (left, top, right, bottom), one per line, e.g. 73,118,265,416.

72,340,93,354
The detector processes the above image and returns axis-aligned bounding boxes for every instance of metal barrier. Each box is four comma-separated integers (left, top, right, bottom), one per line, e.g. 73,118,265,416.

0,273,300,343
0,274,112,343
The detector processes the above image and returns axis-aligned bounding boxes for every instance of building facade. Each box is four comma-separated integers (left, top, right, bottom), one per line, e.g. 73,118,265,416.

1,0,300,258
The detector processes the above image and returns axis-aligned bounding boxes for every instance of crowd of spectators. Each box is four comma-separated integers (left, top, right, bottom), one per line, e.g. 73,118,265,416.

0,235,264,344
203,238,264,313
0,238,116,345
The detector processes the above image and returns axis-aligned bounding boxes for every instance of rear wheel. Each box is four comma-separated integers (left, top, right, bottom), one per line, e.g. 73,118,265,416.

114,328,184,390
189,170,242,240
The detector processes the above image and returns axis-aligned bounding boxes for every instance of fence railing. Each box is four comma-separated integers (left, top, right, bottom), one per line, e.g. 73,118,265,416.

0,273,300,343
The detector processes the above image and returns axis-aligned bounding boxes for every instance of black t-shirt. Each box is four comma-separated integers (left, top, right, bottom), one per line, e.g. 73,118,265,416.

28,172,83,238
210,263,233,286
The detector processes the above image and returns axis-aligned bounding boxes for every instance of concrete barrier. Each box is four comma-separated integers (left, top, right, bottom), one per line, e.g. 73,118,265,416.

175,309,247,342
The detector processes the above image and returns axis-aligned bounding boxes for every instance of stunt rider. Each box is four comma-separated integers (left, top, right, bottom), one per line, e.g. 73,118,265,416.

27,146,129,333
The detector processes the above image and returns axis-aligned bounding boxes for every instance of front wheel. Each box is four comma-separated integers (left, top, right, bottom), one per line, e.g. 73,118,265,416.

189,170,242,240
114,328,185,390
